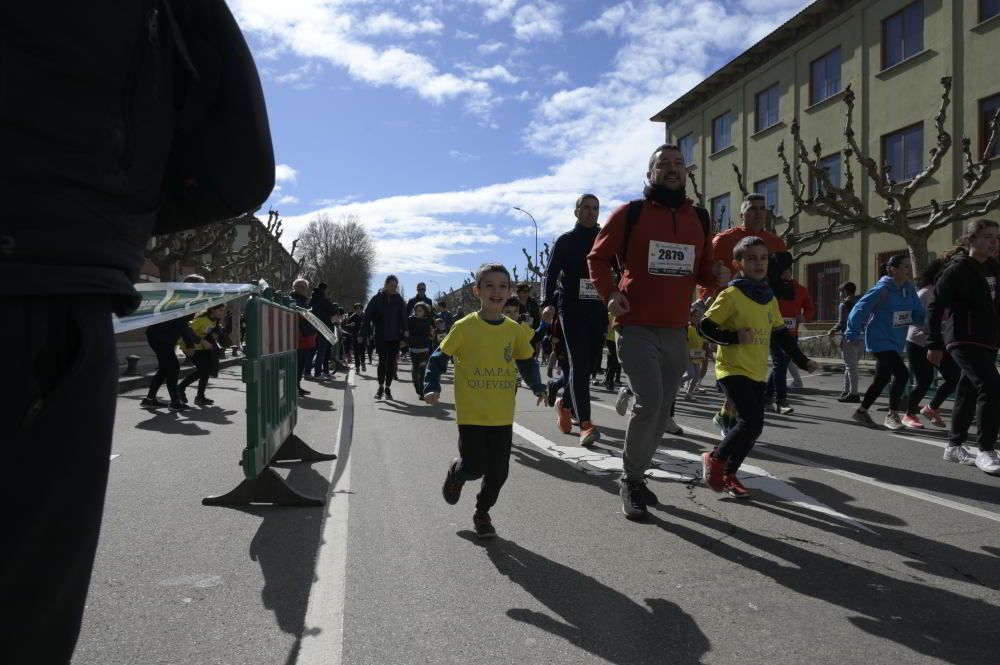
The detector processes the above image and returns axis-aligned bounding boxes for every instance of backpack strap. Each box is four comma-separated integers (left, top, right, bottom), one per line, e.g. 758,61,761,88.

620,199,645,265
693,206,711,239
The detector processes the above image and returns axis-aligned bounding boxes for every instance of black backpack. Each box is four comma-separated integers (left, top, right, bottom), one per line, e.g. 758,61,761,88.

619,199,712,265
154,0,275,234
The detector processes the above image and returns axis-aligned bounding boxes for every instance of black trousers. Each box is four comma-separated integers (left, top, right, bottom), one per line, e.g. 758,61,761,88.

715,375,766,474
146,336,180,403
410,350,429,396
178,350,216,397
862,350,909,412
353,339,367,370
906,341,960,414
604,339,620,384
558,306,608,423
297,347,316,384
948,345,1000,451
454,424,514,512
376,338,400,387
1,296,117,665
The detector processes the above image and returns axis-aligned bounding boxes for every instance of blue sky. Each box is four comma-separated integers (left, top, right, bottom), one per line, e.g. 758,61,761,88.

230,0,808,300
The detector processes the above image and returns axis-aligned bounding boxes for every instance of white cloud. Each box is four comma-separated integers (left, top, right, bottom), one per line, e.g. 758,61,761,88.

360,12,443,37
579,2,633,35
548,69,570,86
455,29,480,40
471,0,520,23
278,195,300,205
275,164,298,184
449,150,480,161
512,2,563,41
464,64,520,84
477,40,506,54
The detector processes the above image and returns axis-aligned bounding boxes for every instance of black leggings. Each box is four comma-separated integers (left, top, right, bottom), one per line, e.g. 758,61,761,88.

714,375,766,474
906,341,960,414
179,350,216,397
604,339,620,384
146,339,180,403
353,339,367,370
376,338,400,387
948,345,1000,451
862,350,908,412
410,350,429,395
454,424,513,512
559,307,608,423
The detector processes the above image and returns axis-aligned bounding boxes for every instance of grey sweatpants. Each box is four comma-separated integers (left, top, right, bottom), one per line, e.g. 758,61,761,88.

617,325,688,481
841,338,864,395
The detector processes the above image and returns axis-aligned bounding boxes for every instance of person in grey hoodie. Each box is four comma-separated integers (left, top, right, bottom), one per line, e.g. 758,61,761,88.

845,254,924,431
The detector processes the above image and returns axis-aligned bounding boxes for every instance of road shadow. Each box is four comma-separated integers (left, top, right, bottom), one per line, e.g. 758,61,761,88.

458,534,710,664
297,395,337,412
179,405,238,425
134,411,210,436
377,399,454,422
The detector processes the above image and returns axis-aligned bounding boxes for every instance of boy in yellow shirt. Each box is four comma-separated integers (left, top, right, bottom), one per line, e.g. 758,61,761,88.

698,237,818,497
682,302,709,399
424,264,546,538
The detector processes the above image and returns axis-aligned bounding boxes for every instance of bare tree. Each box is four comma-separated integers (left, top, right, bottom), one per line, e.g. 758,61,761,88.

521,243,552,280
778,76,1000,275
295,213,376,306
146,222,237,281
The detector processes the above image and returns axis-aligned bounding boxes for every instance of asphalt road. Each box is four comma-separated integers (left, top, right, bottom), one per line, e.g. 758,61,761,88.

73,360,1000,665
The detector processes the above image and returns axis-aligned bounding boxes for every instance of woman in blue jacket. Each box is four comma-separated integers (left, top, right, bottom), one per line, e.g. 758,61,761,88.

845,254,924,430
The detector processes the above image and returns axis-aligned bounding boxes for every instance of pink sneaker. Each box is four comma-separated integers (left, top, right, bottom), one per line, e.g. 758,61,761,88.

920,405,946,428
901,414,924,429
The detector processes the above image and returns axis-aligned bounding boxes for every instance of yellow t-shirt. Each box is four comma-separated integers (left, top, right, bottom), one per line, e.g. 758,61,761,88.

441,313,536,426
687,325,706,360
182,315,219,351
519,321,535,345
703,286,783,382
606,313,616,342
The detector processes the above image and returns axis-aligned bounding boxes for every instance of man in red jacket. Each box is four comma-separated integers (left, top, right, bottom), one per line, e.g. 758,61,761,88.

588,143,729,519
766,254,816,414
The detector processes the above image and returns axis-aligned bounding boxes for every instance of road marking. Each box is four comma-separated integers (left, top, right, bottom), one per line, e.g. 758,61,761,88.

891,433,948,449
110,454,120,461
297,371,355,665
513,416,874,533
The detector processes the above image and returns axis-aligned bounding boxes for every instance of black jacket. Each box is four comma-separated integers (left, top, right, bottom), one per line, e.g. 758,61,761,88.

146,315,199,347
342,312,364,337
928,254,1000,351
290,291,317,337
407,294,434,315
310,290,336,325
363,291,406,341
407,315,434,350
542,223,606,311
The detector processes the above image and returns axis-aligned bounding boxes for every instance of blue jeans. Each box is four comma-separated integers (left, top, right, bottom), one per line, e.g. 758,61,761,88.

766,338,792,401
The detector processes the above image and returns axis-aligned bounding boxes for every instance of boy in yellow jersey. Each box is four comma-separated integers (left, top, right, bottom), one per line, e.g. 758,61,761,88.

682,302,709,399
424,264,547,538
698,237,818,498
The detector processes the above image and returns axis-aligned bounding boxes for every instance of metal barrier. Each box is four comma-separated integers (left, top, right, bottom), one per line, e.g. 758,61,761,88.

203,289,335,507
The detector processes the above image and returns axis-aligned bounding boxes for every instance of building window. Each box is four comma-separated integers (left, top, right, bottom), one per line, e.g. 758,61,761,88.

982,94,1000,159
711,194,731,231
753,176,780,216
883,123,924,182
882,2,923,70
678,133,695,165
810,48,842,106
807,261,846,321
810,153,843,197
982,0,1000,22
755,84,781,133
712,112,732,153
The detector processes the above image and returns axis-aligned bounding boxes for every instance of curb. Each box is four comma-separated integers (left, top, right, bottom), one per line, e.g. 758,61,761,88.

117,356,243,395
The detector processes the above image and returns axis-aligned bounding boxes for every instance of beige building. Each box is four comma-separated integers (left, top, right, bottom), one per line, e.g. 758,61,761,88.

652,0,1000,321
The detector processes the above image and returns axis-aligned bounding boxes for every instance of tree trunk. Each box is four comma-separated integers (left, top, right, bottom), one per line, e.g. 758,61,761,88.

906,236,930,280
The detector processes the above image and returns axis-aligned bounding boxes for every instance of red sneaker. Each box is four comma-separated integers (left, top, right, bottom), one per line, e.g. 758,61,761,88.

702,452,724,492
901,413,924,429
722,473,750,499
579,421,599,447
920,405,946,428
555,398,573,434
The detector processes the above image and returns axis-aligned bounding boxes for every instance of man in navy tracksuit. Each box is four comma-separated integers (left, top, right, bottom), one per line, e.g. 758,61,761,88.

542,194,608,446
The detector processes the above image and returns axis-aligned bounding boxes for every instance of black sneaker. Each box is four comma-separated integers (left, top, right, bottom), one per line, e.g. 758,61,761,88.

298,386,310,396
384,387,393,400
473,510,497,539
546,380,560,408
633,479,658,506
619,478,648,519
140,397,165,408
837,393,861,403
442,458,464,505
375,386,384,399
168,401,189,412
180,393,189,404
194,395,214,406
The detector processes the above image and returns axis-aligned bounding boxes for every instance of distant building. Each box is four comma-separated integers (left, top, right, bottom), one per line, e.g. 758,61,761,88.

652,0,1000,320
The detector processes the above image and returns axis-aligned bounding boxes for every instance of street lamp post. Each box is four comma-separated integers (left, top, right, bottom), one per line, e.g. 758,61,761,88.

512,206,538,280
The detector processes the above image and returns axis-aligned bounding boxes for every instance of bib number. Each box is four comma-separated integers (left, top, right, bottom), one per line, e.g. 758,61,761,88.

893,310,913,328
579,279,601,300
783,317,796,330
648,241,695,276
689,349,705,360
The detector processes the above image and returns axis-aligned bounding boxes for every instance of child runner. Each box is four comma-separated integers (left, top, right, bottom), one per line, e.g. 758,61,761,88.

827,282,862,402
178,304,226,406
682,302,709,399
602,311,621,392
765,252,815,415
699,237,818,498
845,254,924,430
407,302,434,399
424,263,547,538
902,258,961,429
927,219,1000,474
344,303,366,373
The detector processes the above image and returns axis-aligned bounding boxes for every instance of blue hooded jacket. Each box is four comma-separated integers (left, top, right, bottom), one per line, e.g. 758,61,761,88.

845,276,925,353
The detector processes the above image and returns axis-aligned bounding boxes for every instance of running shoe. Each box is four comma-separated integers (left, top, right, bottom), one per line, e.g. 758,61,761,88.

298,386,310,396
555,398,573,434
384,387,393,400
615,387,631,417
837,393,861,403
722,473,751,498
883,413,904,431
920,405,947,428
900,414,924,429
776,400,794,415
975,450,1000,475
619,479,648,519
546,380,560,408
702,452,724,492
851,408,878,429
194,395,214,406
375,387,383,399
631,478,658,506
942,445,977,465
712,412,733,436
473,510,496,538
789,380,804,389
579,421,600,447
664,417,683,436
763,398,776,413
140,397,165,408
442,458,464,504
167,401,189,412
